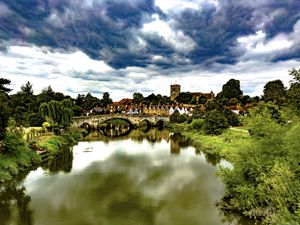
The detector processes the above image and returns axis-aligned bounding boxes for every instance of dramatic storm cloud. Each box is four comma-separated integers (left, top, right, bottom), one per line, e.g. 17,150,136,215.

0,0,299,99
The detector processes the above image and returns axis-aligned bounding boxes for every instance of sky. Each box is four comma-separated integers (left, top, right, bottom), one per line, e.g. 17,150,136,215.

0,0,299,100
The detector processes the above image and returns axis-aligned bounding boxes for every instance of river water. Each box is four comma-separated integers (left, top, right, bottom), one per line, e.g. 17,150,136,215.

0,129,250,225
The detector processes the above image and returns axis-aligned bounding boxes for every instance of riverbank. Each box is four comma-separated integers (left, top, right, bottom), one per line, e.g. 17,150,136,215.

0,128,84,183
168,123,251,161
168,121,300,224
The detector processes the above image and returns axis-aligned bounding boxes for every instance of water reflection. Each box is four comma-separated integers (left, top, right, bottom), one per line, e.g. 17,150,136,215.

0,129,250,225
84,129,220,166
42,148,73,174
0,182,33,225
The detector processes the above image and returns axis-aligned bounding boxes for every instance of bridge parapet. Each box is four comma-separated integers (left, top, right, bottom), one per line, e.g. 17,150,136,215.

72,114,169,129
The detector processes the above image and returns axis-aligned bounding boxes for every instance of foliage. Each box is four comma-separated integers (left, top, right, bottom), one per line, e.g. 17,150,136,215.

0,78,11,140
217,79,243,101
263,80,286,103
287,69,300,115
39,99,74,126
175,92,193,104
203,109,229,135
42,122,50,130
170,110,180,123
189,119,204,131
170,110,188,123
0,78,12,93
133,92,144,104
0,93,10,140
206,100,224,112
29,113,45,127
218,105,300,224
177,114,188,123
224,109,240,126
101,92,112,107
289,68,300,83
0,131,41,182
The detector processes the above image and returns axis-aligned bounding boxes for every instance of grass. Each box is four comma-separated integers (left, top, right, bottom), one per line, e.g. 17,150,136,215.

169,123,251,161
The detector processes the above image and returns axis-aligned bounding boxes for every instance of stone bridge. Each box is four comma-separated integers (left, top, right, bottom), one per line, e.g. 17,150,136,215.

72,114,170,129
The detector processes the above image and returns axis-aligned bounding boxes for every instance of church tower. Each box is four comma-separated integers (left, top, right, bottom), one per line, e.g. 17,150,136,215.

170,84,180,101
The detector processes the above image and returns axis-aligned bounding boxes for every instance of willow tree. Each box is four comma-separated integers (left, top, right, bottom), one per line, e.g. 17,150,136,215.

39,99,74,127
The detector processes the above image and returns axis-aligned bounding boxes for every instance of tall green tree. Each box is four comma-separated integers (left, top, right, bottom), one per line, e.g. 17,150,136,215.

203,109,229,135
289,68,300,83
217,79,243,101
10,82,36,126
0,78,12,93
133,92,144,105
39,99,74,127
0,78,11,140
287,68,300,115
263,80,286,103
101,92,112,107
84,93,100,110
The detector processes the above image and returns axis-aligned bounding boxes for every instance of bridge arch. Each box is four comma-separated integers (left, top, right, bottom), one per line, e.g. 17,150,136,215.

98,117,133,129
80,122,92,130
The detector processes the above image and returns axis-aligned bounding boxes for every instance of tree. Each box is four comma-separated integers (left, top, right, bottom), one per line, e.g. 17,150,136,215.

224,109,240,126
0,78,12,93
10,81,35,126
0,78,11,140
39,99,74,127
217,79,243,101
133,92,144,104
36,86,55,104
84,93,100,110
263,80,286,103
175,92,192,104
144,93,158,105
170,110,180,123
203,109,229,135
101,92,112,107
75,94,85,108
287,68,300,114
289,68,300,83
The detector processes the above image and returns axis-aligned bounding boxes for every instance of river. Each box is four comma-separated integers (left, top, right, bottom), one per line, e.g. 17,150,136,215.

0,129,251,225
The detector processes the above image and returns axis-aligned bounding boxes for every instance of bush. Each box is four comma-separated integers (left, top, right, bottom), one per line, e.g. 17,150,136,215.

218,106,300,224
42,122,50,131
189,119,204,131
203,110,229,135
177,114,188,123
3,132,27,155
52,127,61,136
224,109,240,126
170,110,180,123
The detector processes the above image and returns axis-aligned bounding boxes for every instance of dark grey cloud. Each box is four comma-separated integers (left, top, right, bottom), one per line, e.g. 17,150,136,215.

0,0,299,71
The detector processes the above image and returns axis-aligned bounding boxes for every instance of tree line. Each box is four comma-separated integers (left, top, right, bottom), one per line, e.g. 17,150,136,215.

0,81,113,141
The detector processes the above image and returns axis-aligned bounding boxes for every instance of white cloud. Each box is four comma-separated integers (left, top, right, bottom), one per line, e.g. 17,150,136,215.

237,30,294,61
0,43,298,101
142,15,196,52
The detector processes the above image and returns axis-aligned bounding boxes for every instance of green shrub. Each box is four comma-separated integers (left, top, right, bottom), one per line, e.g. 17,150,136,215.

203,110,229,135
218,107,300,224
189,119,204,131
42,122,50,131
170,110,180,123
177,114,188,123
224,109,240,126
52,127,61,135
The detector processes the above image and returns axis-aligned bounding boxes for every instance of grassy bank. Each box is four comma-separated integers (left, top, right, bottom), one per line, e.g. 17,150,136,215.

169,113,300,224
0,128,84,183
168,123,251,161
